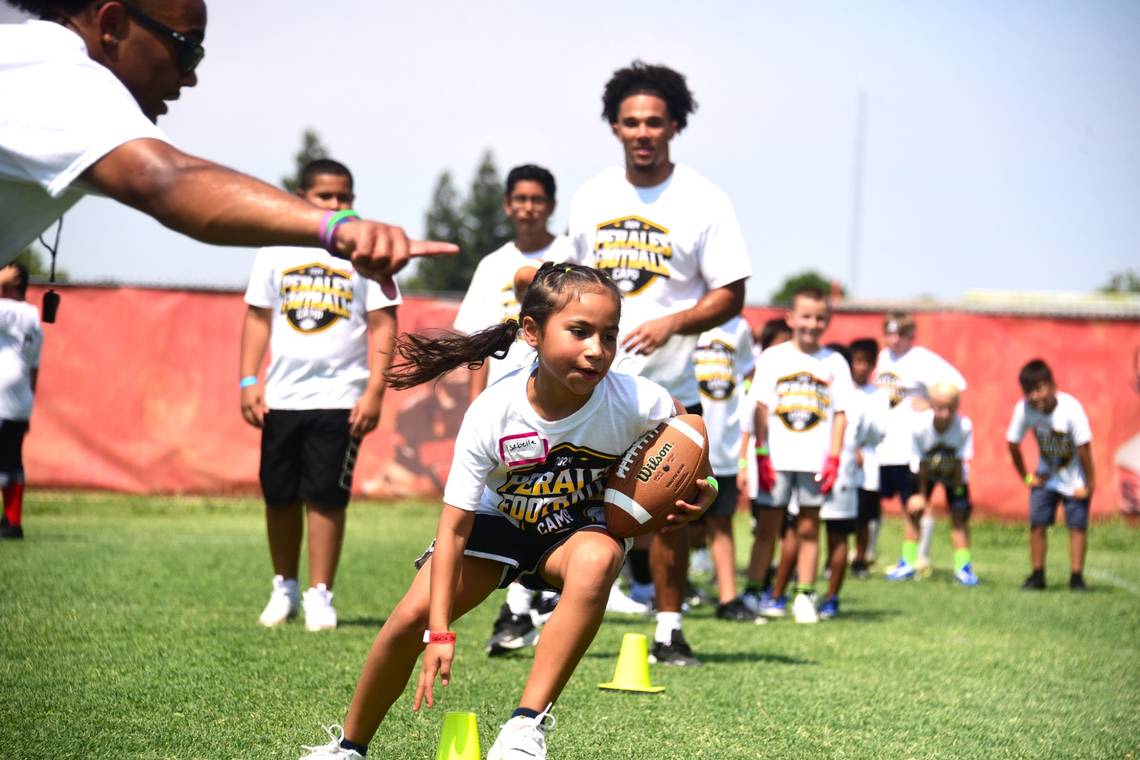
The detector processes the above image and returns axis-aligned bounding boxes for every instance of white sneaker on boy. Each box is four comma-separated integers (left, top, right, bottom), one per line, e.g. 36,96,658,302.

303,584,337,631
488,704,556,760
258,575,300,627
297,725,363,759
604,582,650,615
792,592,819,624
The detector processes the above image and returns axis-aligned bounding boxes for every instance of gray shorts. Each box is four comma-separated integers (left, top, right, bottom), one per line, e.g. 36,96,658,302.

1030,487,1089,530
772,471,824,509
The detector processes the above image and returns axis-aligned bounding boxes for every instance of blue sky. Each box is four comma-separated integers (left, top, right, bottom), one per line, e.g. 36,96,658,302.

6,1,1139,302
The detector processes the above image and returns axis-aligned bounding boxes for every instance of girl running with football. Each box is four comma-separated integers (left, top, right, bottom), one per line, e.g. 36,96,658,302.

299,262,714,760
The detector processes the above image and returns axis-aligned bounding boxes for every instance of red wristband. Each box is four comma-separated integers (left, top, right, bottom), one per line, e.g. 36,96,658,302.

422,630,456,645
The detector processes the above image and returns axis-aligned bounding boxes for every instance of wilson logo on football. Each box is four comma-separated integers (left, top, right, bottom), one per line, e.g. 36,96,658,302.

636,443,674,483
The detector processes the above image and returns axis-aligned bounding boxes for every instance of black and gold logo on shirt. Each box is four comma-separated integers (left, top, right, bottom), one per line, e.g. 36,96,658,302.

876,371,905,408
280,263,354,333
494,443,617,535
921,444,961,483
774,372,832,432
1034,425,1076,467
695,339,736,401
594,216,673,296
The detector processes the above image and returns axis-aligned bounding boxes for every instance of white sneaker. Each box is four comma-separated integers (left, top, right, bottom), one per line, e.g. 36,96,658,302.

605,582,650,615
258,575,299,627
303,584,337,631
298,725,363,759
487,704,555,760
793,592,819,624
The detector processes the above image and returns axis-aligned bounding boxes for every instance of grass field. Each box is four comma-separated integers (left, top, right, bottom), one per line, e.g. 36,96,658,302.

1,493,1138,760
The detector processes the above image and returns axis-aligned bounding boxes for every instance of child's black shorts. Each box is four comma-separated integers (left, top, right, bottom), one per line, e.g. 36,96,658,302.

260,409,360,509
879,465,917,502
856,488,880,524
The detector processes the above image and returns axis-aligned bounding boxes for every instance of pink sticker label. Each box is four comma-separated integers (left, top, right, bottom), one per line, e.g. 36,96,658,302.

499,432,548,467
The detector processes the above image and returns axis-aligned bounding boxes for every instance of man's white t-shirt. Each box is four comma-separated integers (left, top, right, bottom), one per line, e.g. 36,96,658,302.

566,164,751,406
911,413,974,484
443,367,675,534
452,236,572,385
1006,392,1092,496
0,21,170,260
750,341,854,474
693,316,754,477
244,246,401,410
874,345,967,466
0,299,43,420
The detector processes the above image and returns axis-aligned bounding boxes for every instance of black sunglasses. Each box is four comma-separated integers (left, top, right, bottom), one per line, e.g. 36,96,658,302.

119,3,206,74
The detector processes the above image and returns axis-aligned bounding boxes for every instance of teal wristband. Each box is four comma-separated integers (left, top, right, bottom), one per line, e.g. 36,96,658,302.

239,376,258,389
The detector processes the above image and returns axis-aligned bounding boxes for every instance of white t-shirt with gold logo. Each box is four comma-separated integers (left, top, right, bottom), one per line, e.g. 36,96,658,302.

244,246,401,410
566,165,751,406
874,345,967,466
693,316,754,476
1006,392,1092,496
749,341,854,474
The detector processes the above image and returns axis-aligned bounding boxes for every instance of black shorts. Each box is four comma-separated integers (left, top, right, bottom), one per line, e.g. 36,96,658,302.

856,489,880,524
699,476,739,520
924,481,972,517
879,465,917,502
825,518,857,536
260,409,360,509
0,419,29,475
415,509,626,593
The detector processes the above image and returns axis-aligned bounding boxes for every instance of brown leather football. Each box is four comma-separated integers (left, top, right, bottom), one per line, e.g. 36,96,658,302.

604,414,712,538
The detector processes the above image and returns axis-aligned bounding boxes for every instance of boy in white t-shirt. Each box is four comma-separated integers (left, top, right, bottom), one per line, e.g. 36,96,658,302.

0,262,42,540
240,160,400,631
847,338,888,578
886,383,979,585
749,287,851,624
693,316,761,623
875,311,967,576
1007,359,1095,591
454,164,572,654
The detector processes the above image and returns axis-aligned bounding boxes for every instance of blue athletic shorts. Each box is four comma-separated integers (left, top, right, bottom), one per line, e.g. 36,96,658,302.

1029,487,1089,530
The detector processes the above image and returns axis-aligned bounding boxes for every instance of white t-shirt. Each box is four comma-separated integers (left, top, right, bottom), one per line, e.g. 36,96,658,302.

566,164,752,406
0,21,170,260
874,345,967,466
911,413,974,484
452,236,572,385
0,298,43,420
693,316,754,477
244,246,401,410
1006,392,1092,496
443,367,675,534
852,383,889,491
821,389,883,520
750,341,854,474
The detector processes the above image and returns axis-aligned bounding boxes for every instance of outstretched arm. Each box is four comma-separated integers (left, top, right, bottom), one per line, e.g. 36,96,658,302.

83,139,458,282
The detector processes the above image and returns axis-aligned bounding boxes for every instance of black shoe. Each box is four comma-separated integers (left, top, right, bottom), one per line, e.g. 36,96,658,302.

1020,570,1046,590
1069,573,1088,592
684,581,710,609
484,603,538,656
532,591,560,625
649,630,702,667
716,598,762,623
0,523,23,539
850,560,869,579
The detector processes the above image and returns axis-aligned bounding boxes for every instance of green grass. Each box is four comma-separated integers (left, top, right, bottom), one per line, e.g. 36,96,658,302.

1,493,1138,759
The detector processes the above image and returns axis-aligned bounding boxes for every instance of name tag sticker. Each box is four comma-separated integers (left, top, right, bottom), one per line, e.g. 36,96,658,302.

499,432,548,467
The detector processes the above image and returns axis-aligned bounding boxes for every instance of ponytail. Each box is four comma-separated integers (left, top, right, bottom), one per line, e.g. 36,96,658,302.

387,321,520,390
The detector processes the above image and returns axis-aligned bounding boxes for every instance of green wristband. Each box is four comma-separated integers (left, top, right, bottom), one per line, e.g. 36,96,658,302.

737,457,748,469
755,445,769,456
706,476,719,492
1024,473,1034,486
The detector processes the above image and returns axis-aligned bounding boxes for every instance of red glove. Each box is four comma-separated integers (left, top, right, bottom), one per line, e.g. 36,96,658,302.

817,455,841,495
756,451,776,493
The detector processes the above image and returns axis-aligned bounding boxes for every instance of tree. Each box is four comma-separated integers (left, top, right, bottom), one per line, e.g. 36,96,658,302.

14,247,69,282
281,129,330,193
1099,270,1140,294
403,150,512,293
770,270,843,305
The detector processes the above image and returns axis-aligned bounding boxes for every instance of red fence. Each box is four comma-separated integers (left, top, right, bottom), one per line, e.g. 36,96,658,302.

24,286,1140,520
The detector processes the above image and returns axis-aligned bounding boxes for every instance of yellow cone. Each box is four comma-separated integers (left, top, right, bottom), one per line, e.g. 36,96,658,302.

598,632,666,693
435,711,480,760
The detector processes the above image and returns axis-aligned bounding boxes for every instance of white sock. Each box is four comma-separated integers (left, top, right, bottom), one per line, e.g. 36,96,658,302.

867,519,881,558
505,581,534,616
654,611,683,643
918,514,936,561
